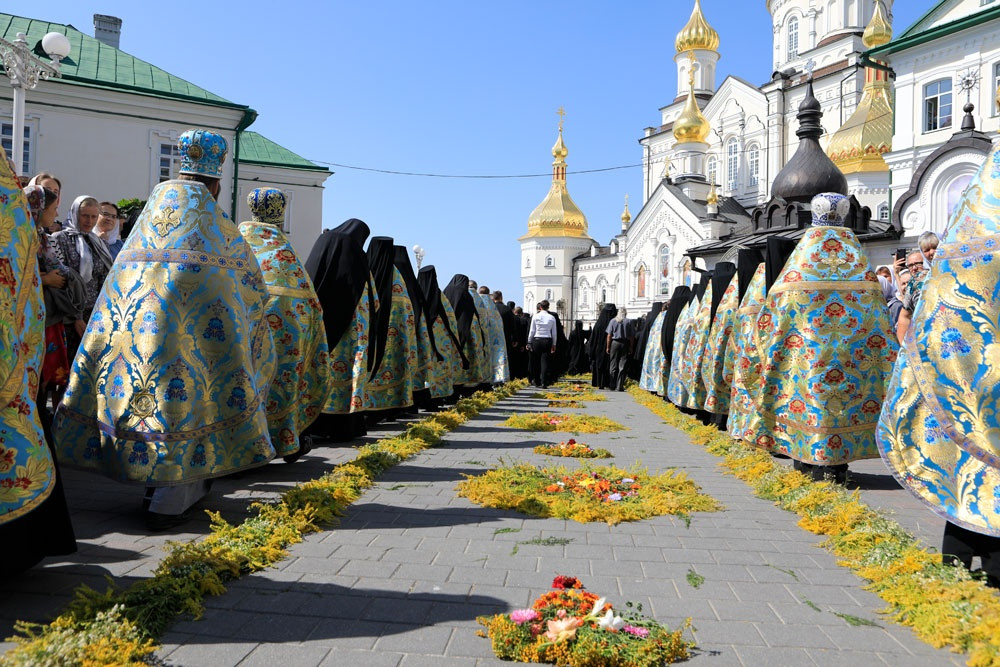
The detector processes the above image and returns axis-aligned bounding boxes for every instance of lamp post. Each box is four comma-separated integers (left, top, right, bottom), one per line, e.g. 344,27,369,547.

413,244,425,270
0,31,70,178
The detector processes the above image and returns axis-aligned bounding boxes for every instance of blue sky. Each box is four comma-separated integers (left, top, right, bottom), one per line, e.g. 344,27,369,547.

44,0,924,303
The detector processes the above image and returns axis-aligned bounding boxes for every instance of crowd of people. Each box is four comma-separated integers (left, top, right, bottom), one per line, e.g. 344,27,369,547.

625,186,999,587
0,128,535,572
3,126,997,592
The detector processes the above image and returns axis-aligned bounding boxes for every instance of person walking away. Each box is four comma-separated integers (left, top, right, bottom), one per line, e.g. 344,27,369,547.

527,300,557,388
605,307,633,391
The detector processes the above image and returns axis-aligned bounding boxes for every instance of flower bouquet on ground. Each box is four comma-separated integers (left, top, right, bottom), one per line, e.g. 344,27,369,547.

533,439,612,459
534,385,607,403
477,575,692,666
504,412,625,434
457,462,721,525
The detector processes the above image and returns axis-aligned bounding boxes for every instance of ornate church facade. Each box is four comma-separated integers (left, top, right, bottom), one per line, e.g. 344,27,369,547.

520,0,1000,326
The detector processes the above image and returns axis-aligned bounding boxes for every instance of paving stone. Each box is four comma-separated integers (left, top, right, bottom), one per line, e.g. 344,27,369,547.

160,640,258,666
733,645,820,666
238,643,331,667
373,624,453,654
755,622,840,649
689,619,768,646
318,649,402,667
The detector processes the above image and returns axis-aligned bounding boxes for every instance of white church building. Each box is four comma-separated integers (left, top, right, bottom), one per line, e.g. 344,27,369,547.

521,0,1000,326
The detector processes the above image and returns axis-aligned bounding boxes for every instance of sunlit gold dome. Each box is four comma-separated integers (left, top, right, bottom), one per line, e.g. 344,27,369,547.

673,79,711,143
675,0,719,53
621,195,632,225
862,1,892,49
523,121,590,239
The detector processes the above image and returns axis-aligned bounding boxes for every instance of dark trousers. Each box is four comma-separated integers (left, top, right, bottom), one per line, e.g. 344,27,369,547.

529,337,552,387
609,340,629,391
943,521,1000,586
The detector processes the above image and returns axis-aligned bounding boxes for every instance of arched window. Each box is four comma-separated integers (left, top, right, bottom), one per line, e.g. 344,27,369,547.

601,288,607,303
924,79,953,132
637,265,647,298
525,256,531,268
788,16,799,59
726,138,739,191
544,255,555,268
877,202,890,221
580,282,589,306
747,144,760,187
707,156,718,186
947,174,974,218
525,291,534,306
659,245,671,294
545,289,553,301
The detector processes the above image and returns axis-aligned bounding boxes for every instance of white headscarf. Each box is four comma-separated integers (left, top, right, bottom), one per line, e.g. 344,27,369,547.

64,195,112,283
97,209,121,245
877,274,897,303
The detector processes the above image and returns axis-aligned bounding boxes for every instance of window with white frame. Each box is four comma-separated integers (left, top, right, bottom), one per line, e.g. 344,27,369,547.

707,156,718,186
157,141,183,182
877,202,889,221
544,255,555,268
545,289,553,300
747,144,760,187
659,245,671,294
580,283,588,306
525,256,531,268
788,16,799,59
994,63,1000,115
924,79,952,132
1,123,32,177
726,139,739,191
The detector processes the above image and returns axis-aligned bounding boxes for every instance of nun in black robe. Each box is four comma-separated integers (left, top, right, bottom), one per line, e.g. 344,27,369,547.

567,321,589,374
419,265,470,390
303,219,376,441
589,303,617,389
393,246,437,410
444,273,487,392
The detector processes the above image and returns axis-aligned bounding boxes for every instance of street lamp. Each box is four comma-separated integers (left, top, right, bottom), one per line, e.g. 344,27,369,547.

0,31,70,177
412,244,425,270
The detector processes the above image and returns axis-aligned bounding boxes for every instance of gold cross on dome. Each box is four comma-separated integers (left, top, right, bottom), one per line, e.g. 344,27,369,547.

624,193,629,207
557,106,566,131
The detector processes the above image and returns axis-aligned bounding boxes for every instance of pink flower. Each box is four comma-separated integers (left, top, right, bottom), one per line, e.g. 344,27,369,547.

510,609,540,624
623,625,650,638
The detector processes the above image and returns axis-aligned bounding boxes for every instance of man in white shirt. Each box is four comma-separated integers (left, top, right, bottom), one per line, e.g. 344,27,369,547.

527,300,557,388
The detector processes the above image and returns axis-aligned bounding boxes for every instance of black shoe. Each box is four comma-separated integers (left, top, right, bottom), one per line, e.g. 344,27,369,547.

141,487,155,512
145,509,193,532
283,435,313,464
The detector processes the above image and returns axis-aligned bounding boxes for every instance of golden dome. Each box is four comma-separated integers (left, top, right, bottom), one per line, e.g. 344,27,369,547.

862,1,892,49
675,0,720,53
673,67,711,143
621,195,632,225
827,70,892,174
523,116,590,240
706,181,719,207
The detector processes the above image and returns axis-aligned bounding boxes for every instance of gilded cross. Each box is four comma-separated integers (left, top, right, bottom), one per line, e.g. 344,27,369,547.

557,106,565,131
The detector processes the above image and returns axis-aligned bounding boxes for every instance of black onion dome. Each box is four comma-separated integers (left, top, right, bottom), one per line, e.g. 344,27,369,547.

770,80,848,203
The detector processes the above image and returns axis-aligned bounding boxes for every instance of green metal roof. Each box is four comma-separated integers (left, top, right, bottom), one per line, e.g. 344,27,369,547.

0,12,246,109
867,3,1000,57
238,132,331,173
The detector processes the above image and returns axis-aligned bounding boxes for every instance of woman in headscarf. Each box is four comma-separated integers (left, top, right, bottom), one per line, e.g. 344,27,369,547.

877,146,1000,586
567,320,589,375
419,265,467,400
53,129,276,530
0,159,76,573
588,303,617,389
24,185,85,419
50,195,113,358
304,219,375,441
394,246,434,407
638,302,666,394
363,237,417,412
752,193,897,483
444,273,488,389
701,262,739,418
239,188,331,461
96,202,124,260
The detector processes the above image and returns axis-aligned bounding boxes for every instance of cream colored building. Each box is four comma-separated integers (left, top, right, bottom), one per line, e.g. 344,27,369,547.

0,13,331,256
